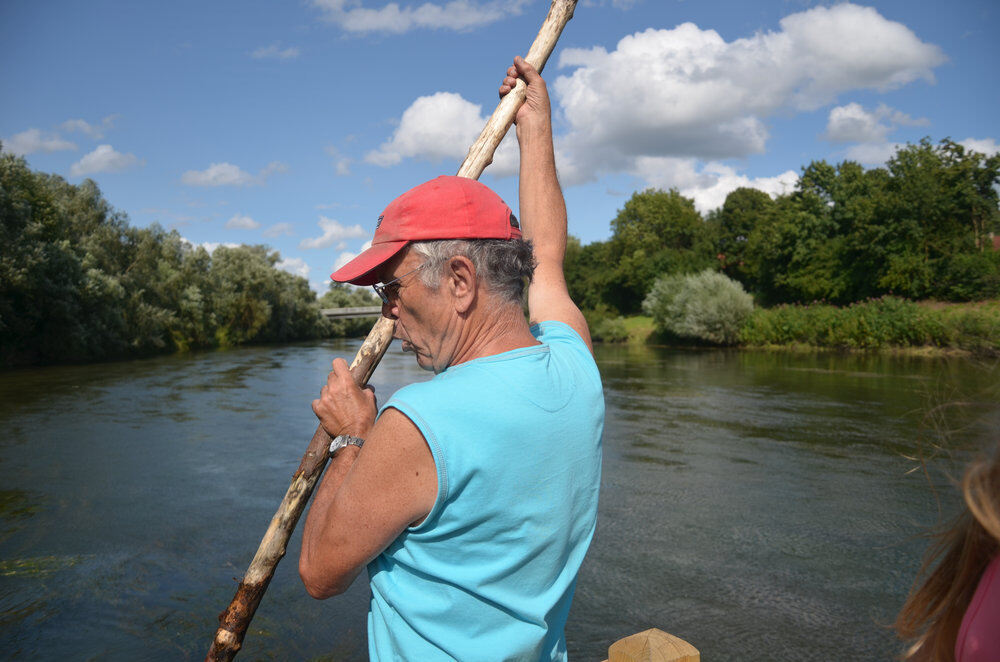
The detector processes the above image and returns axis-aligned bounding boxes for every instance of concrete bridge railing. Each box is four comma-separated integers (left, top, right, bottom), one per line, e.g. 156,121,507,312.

320,306,383,320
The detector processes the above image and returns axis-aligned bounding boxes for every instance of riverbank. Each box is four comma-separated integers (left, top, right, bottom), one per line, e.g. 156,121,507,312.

592,299,1000,356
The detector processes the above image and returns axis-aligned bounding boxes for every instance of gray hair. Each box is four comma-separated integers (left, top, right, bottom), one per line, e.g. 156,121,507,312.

410,238,536,304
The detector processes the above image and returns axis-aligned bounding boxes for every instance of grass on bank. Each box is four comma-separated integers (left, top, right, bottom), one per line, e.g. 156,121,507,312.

585,308,656,344
586,298,1000,355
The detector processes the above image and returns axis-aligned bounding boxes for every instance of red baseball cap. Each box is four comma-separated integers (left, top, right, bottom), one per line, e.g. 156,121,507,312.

330,176,521,285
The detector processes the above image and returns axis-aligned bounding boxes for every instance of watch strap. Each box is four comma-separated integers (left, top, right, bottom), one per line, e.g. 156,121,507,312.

329,434,365,455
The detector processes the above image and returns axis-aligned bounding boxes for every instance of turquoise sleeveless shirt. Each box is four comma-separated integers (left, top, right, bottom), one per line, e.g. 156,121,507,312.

367,321,604,661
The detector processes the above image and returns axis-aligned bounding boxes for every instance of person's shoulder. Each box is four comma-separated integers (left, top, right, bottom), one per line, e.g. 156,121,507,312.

532,319,590,348
381,378,440,413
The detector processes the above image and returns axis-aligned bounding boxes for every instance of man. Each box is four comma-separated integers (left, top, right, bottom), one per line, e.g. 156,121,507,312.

299,57,604,661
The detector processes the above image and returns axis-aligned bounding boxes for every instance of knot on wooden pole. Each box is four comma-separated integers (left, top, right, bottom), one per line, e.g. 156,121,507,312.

604,629,700,662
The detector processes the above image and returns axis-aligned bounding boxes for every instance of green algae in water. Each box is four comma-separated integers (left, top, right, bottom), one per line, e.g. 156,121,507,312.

0,490,41,522
0,554,86,578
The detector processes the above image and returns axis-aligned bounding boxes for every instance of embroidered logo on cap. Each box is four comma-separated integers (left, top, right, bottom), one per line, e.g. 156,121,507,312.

375,214,384,231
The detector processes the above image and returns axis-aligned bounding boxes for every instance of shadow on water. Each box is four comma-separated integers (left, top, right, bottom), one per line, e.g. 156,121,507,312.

0,340,998,660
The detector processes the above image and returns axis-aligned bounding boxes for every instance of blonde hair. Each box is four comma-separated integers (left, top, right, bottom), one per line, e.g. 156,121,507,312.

894,443,1000,661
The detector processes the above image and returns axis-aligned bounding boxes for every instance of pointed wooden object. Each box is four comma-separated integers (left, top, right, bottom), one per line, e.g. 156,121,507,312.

604,628,700,662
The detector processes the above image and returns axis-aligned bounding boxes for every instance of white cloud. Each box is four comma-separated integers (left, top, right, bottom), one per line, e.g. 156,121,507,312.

70,144,141,176
843,142,903,166
825,103,888,143
61,115,119,139
259,161,289,178
182,163,255,186
633,157,799,213
960,138,1000,157
823,102,930,166
364,4,944,187
824,102,928,143
225,214,261,230
252,43,300,60
546,3,944,183
277,257,310,279
365,91,518,175
263,222,295,237
181,237,239,253
300,217,368,249
366,92,482,166
326,145,353,176
844,142,903,166
331,239,373,271
181,161,288,187
332,251,358,271
4,128,76,156
312,0,529,34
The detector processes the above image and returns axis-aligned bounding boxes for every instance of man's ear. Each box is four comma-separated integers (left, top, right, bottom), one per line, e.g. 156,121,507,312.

446,256,477,314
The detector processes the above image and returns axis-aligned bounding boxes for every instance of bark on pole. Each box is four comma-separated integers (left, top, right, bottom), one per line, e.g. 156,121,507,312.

206,2,578,660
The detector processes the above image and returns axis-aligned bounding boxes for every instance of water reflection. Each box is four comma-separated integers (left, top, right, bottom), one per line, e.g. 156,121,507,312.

0,342,997,660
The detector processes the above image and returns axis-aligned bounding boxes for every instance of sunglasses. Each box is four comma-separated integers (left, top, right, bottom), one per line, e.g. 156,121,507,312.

372,264,426,304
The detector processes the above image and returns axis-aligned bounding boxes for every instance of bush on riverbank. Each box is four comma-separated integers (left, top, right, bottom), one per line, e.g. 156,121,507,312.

643,270,754,345
738,297,1000,353
583,306,630,343
590,299,1000,354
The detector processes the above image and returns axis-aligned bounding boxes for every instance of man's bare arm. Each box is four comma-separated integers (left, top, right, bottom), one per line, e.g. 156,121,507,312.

299,359,436,598
500,56,592,352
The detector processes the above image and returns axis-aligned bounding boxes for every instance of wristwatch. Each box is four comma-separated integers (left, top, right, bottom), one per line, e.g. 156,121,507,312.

329,434,365,456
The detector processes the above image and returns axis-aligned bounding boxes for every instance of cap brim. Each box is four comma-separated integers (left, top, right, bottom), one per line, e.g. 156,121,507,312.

330,240,409,286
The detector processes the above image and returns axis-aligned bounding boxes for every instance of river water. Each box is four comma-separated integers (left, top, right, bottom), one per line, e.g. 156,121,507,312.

1,340,998,661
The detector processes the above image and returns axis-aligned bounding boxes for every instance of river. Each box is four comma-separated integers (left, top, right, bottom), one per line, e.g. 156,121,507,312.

1,340,998,660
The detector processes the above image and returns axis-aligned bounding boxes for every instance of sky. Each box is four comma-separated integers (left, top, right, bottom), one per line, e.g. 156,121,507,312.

2,0,998,294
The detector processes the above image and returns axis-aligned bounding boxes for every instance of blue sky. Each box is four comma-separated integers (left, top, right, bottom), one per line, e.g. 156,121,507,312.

2,0,997,293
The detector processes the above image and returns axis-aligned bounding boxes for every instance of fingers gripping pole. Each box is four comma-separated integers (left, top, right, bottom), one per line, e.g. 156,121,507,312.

206,3,578,660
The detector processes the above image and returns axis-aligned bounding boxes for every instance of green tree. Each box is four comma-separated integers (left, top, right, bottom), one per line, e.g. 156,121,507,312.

713,187,774,284
744,191,848,304
799,159,894,301
563,235,614,312
742,141,1000,304
1,153,113,362
0,148,332,366
879,139,1000,299
210,245,328,346
605,188,715,313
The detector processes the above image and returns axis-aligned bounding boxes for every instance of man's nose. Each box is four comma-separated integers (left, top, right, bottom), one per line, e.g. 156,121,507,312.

381,299,398,320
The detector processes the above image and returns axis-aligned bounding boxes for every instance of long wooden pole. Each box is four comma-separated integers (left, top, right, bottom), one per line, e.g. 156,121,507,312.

206,2,578,659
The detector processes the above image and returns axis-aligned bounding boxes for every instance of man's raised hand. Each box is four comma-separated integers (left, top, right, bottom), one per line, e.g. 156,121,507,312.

499,56,552,130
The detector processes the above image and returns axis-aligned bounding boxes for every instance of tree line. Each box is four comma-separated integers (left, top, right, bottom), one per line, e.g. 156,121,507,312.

566,138,1000,317
0,148,378,367
3,138,998,365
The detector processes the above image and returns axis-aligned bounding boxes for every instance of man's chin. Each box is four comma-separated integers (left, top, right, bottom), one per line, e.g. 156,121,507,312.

400,342,434,371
